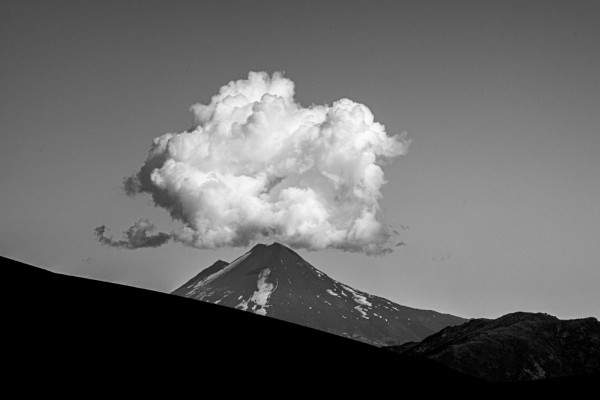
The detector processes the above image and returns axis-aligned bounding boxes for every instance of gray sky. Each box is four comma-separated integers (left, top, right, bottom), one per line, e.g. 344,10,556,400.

1,0,598,319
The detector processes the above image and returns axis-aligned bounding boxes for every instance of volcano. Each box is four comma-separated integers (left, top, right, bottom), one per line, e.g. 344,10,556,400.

172,242,466,345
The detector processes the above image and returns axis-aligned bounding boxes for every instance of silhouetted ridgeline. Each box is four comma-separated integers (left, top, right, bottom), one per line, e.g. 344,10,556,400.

3,256,597,395
388,311,600,381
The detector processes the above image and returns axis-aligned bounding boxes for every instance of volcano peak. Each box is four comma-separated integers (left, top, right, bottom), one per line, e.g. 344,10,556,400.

173,243,467,346
268,241,287,248
247,241,301,260
250,243,268,252
252,241,290,251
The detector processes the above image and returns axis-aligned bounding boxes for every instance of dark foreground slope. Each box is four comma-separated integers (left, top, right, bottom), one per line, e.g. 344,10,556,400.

4,256,596,395
388,312,600,382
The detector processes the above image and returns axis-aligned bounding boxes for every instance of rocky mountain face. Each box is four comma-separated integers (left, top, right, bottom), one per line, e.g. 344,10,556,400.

172,242,466,346
387,311,600,381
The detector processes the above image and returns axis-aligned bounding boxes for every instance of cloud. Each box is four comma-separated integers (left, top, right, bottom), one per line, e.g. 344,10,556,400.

119,71,409,255
94,219,171,249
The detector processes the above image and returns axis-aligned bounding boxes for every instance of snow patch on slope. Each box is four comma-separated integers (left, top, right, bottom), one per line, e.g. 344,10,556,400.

355,307,369,319
236,268,277,315
351,292,372,307
214,290,234,304
341,285,372,319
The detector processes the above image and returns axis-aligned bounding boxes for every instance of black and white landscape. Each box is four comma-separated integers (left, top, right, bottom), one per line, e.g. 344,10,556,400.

170,242,599,381
2,1,599,393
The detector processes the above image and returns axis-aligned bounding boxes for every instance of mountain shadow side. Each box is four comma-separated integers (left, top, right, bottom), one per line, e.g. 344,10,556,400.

172,242,466,346
387,311,600,382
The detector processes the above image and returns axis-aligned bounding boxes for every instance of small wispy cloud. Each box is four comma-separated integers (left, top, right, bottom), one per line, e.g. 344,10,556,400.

94,219,171,249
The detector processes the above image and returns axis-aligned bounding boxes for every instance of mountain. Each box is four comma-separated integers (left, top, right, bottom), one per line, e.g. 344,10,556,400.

387,311,600,381
172,242,466,346
5,256,597,394
3,256,483,394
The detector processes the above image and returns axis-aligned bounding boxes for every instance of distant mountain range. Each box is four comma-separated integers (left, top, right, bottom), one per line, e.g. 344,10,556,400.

172,242,466,345
388,311,600,381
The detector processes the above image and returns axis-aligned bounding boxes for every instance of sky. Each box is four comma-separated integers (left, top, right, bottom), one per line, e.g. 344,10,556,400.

1,0,598,319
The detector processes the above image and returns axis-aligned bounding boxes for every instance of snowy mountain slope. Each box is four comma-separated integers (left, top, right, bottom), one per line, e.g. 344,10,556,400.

172,242,466,346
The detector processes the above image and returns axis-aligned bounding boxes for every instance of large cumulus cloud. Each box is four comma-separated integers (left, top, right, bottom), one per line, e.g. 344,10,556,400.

107,71,409,255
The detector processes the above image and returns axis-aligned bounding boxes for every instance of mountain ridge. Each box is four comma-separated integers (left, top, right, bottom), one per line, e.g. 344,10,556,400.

387,311,600,381
172,242,467,345
4,256,598,393
3,255,484,394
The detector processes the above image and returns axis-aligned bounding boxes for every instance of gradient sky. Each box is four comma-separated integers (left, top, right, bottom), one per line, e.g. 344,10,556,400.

1,0,598,319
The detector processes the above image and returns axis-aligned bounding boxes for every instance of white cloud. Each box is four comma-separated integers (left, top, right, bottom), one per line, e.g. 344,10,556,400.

125,71,409,255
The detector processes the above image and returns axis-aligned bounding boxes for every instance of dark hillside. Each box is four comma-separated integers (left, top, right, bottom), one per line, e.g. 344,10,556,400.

4,257,596,395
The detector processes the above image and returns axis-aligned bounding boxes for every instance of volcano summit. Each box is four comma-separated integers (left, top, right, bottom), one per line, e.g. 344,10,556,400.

172,242,465,345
